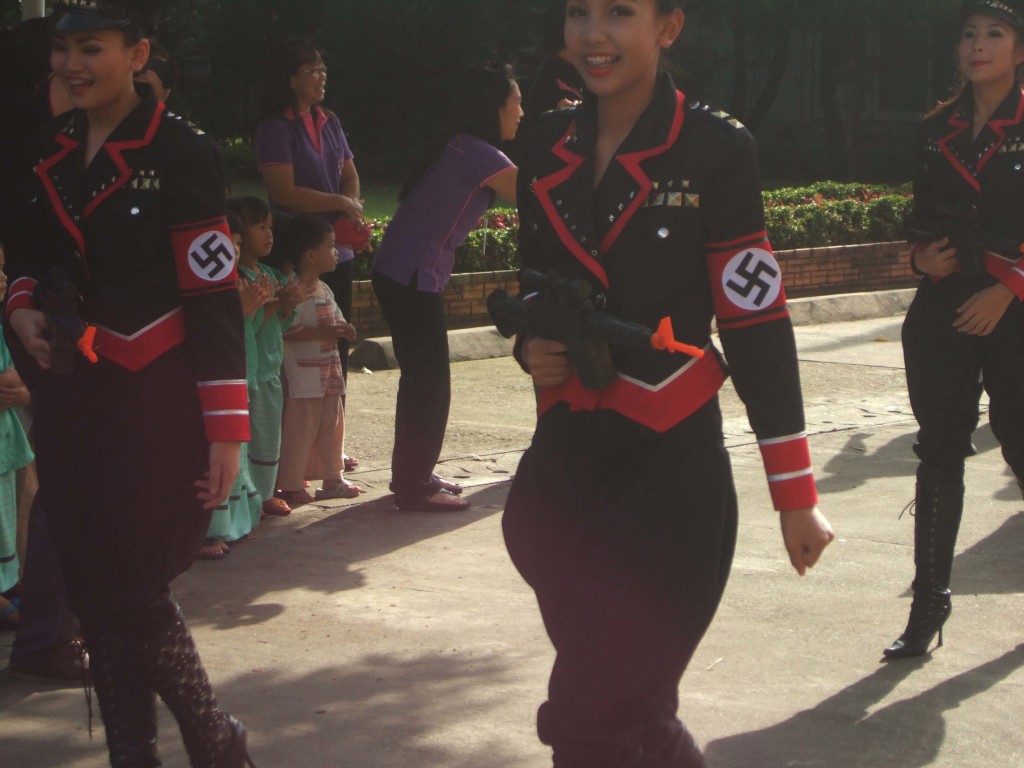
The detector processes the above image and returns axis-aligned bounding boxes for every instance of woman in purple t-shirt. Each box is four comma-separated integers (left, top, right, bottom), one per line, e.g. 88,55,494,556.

254,37,363,470
372,62,521,512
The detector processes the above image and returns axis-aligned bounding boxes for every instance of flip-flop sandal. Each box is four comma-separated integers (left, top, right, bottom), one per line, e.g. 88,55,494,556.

315,479,365,500
394,489,470,512
262,497,292,517
431,473,464,495
277,489,315,507
343,455,360,472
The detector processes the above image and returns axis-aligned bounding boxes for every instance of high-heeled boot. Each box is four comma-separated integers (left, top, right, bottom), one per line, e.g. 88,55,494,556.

883,472,964,659
134,597,254,767
87,631,162,767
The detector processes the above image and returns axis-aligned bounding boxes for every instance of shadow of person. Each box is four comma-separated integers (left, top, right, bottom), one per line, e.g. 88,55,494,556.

952,510,1024,596
816,423,1002,495
703,645,1024,768
173,483,513,632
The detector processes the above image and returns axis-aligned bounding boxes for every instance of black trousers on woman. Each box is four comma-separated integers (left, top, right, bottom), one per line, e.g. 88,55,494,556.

503,401,738,768
903,273,1024,480
30,346,243,766
371,271,452,499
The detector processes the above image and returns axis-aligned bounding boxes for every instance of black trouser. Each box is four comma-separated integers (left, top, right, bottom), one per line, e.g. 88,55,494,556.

503,402,737,767
903,273,1024,481
372,271,451,499
323,259,354,384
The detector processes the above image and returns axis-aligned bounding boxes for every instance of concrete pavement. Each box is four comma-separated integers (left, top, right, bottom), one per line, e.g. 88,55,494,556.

2,292,1023,768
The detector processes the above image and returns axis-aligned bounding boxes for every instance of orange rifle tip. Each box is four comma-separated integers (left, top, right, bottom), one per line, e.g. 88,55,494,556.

78,325,99,364
651,317,704,358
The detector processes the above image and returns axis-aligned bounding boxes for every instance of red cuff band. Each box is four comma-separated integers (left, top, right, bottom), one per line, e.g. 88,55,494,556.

759,434,818,511
197,380,250,442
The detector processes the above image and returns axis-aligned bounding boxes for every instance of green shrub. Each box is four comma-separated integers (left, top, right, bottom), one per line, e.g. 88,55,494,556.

220,137,260,182
350,185,913,279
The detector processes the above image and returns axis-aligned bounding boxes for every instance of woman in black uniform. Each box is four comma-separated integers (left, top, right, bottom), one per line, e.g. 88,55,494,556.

5,2,254,764
503,1,834,766
884,0,1024,660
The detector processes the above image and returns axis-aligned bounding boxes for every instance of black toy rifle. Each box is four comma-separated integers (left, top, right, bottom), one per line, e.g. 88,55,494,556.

34,268,98,375
905,203,1024,276
487,269,703,390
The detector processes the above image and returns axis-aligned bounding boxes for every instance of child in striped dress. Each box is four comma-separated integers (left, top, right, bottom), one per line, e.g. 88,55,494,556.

276,215,364,506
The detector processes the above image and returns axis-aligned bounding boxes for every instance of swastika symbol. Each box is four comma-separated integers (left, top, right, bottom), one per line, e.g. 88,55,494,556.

188,232,235,282
722,248,782,311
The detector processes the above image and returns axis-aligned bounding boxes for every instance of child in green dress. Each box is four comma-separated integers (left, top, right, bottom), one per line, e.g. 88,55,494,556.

227,197,303,516
0,240,34,625
199,212,266,559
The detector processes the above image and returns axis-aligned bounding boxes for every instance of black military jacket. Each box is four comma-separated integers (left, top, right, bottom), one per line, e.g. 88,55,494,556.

912,85,1024,296
517,73,816,510
5,84,248,442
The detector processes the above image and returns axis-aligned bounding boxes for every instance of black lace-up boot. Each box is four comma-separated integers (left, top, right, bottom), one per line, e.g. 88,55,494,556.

135,598,254,767
87,631,161,767
884,467,964,659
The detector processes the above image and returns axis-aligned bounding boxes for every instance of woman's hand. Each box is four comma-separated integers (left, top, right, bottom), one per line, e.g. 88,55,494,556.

913,237,959,278
779,506,835,576
955,282,1016,336
338,195,364,221
195,441,241,510
524,336,572,387
8,309,52,369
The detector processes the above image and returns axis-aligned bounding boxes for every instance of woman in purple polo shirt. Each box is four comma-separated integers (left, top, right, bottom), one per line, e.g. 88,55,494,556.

254,37,363,469
372,62,521,512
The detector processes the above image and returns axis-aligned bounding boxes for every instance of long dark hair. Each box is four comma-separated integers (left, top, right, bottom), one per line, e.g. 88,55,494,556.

399,61,516,202
256,37,326,123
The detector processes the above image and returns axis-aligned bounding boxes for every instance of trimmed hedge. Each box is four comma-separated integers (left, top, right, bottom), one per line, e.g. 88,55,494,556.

349,181,913,279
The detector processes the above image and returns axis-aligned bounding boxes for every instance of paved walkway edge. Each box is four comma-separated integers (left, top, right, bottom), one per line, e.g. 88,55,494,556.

350,288,917,371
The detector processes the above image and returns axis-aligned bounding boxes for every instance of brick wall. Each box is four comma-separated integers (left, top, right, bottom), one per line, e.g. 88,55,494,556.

350,242,918,338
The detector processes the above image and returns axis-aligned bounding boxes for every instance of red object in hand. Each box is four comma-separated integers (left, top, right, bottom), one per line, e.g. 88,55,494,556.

334,218,371,252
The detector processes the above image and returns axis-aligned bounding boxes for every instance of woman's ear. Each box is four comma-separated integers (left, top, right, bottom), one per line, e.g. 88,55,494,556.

658,9,685,49
131,38,151,74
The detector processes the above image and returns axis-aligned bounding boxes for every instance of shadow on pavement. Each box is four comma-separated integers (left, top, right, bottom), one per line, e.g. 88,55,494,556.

816,424,1002,496
175,483,512,632
1,649,533,768
798,320,906,357
704,644,1024,768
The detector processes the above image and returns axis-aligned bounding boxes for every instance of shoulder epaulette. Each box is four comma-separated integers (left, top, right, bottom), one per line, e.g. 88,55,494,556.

164,110,206,136
686,99,745,131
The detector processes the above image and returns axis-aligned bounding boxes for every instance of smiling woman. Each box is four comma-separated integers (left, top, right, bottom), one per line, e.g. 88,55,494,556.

503,1,834,765
3,1,255,765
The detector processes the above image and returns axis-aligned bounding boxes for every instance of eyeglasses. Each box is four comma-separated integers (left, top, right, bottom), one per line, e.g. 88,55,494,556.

298,66,328,78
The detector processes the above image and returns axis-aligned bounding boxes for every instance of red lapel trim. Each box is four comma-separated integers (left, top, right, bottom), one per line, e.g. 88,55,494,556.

977,87,1024,174
533,122,609,287
84,102,164,218
937,110,978,192
600,90,686,256
555,77,582,100
36,134,86,254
